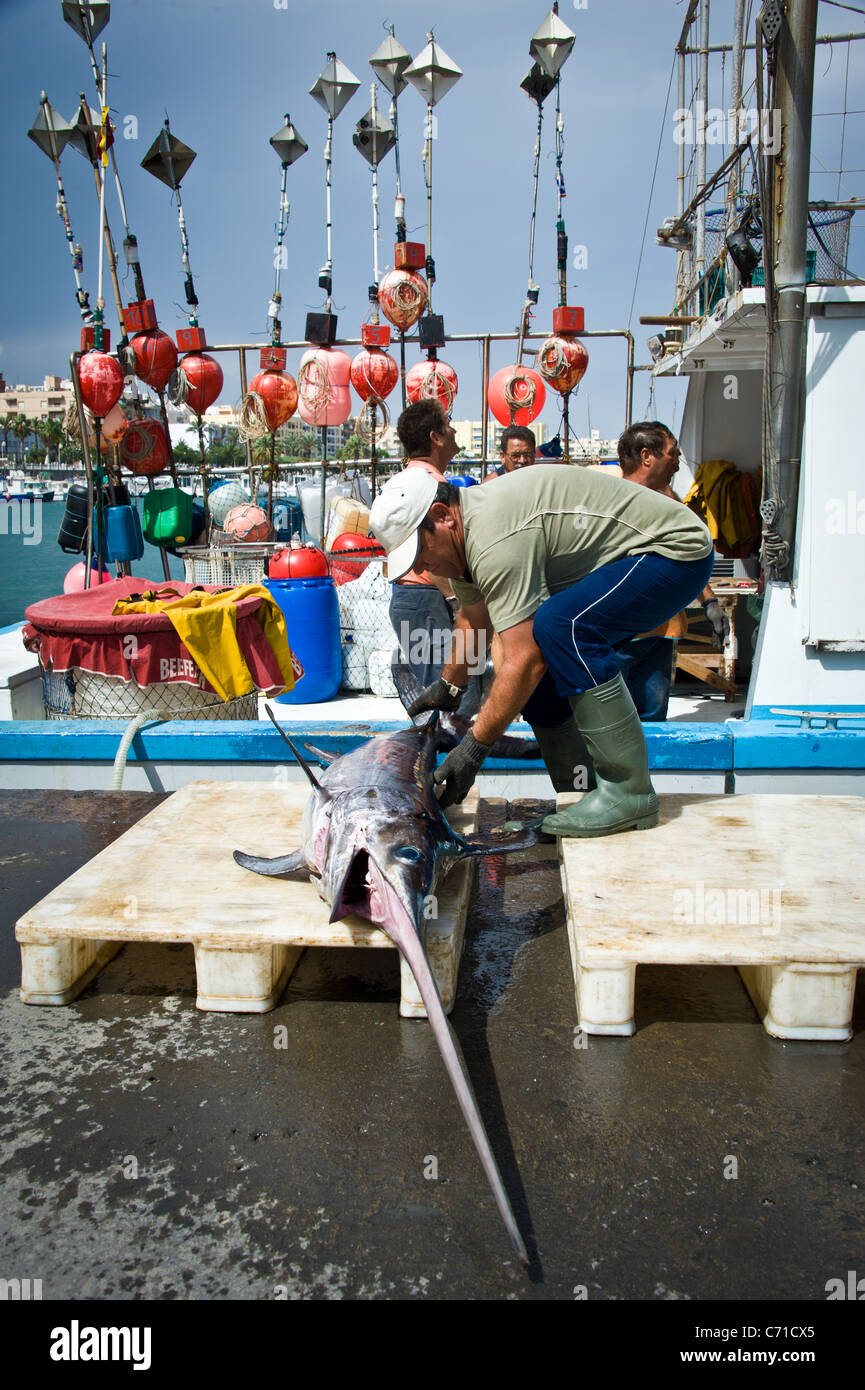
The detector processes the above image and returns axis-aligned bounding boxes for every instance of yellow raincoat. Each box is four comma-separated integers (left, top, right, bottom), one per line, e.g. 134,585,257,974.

683,460,761,558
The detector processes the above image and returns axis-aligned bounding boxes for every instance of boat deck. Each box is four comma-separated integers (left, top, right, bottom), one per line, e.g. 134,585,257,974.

1,787,863,1300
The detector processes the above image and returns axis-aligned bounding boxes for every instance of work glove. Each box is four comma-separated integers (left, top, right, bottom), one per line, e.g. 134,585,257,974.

407,677,466,718
702,598,729,652
433,730,491,809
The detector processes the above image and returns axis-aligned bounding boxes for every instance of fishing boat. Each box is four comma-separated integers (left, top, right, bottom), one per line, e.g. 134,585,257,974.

3,7,861,799
1,0,864,1318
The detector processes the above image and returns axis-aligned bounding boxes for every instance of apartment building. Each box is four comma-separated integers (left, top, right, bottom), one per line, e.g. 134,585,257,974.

0,375,74,423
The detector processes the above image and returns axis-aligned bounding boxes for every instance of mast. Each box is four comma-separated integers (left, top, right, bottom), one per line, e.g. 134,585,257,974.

725,0,748,292
695,0,710,287
769,0,818,580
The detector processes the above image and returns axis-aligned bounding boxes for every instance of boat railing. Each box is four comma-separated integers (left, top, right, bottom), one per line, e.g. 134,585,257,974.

71,326,637,549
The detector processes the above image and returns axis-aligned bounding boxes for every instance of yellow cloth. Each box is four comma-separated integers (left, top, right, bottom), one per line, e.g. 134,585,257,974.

113,585,297,702
683,459,761,557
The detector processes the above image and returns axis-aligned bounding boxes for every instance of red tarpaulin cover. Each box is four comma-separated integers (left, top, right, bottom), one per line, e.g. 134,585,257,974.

23,577,299,698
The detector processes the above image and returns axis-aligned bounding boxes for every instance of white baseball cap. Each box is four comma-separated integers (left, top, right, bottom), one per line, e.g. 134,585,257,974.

369,469,439,580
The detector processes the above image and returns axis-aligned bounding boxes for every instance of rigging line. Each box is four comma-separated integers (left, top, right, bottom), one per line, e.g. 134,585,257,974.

526,102,544,286
821,0,865,15
626,53,676,332
838,41,852,199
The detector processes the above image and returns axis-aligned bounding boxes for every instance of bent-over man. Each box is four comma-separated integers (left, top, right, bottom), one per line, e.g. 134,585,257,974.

369,464,713,838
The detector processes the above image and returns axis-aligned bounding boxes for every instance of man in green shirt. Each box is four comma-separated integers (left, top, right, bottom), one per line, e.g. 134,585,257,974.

369,460,714,837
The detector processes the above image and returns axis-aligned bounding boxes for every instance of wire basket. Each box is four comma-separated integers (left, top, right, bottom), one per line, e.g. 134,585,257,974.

40,666,258,720
178,543,287,587
705,206,853,283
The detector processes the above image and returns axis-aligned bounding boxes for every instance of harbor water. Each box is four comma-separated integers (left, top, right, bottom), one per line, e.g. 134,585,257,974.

0,499,186,629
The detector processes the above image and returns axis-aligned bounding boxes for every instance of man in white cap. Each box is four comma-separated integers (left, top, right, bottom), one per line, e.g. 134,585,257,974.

369,464,714,838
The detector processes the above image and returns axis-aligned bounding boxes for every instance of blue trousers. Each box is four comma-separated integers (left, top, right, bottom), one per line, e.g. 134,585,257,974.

619,636,675,721
524,550,714,725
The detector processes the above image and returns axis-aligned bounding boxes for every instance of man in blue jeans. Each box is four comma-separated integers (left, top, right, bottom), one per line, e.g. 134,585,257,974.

369,462,714,838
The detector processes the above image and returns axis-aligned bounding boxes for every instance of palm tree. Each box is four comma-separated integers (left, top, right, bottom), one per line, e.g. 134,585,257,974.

11,415,32,464
0,413,15,462
297,431,318,461
39,418,63,466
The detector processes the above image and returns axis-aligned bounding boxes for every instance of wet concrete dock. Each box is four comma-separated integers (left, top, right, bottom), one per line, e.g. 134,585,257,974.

1,789,863,1301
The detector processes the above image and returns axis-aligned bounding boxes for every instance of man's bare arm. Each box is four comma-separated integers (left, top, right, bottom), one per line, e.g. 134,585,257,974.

469,618,547,746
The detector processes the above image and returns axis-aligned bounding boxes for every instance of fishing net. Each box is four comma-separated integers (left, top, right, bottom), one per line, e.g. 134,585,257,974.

41,667,257,720
330,555,398,696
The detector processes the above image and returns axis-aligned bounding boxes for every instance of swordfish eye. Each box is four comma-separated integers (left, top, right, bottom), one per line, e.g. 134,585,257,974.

394,846,422,862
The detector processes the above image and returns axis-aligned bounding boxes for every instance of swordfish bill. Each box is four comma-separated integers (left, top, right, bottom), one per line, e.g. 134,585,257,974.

234,707,536,1267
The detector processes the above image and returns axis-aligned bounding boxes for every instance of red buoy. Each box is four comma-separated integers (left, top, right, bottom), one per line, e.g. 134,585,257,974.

378,268,429,331
118,418,171,476
179,352,223,415
488,365,546,426
406,359,458,413
130,329,178,392
537,335,588,394
248,369,299,432
78,350,125,418
350,347,400,403
268,544,330,579
329,532,386,586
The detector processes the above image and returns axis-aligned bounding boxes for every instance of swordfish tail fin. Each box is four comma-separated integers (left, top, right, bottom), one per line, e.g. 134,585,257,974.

392,925,530,1270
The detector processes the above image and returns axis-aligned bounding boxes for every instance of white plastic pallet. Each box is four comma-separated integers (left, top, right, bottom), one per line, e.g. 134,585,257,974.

15,781,478,1019
558,792,865,1040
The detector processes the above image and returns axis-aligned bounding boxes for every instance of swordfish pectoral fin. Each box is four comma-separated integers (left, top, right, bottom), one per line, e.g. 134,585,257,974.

387,922,529,1270
233,848,311,881
459,823,551,857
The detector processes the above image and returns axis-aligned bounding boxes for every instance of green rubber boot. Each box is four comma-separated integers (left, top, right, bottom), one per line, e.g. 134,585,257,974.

540,673,659,838
531,721,596,794
501,721,596,834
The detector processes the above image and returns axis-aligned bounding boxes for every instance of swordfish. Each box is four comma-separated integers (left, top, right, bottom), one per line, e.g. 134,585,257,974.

234,706,540,1267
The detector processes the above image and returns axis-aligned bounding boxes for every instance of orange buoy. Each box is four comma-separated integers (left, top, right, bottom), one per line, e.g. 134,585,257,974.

247,369,298,432
488,365,546,426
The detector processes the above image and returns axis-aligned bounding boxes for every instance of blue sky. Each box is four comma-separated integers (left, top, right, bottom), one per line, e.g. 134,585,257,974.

2,0,862,441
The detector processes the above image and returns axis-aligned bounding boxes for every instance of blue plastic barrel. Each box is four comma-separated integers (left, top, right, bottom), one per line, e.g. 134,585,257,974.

105,505,144,562
265,576,342,704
